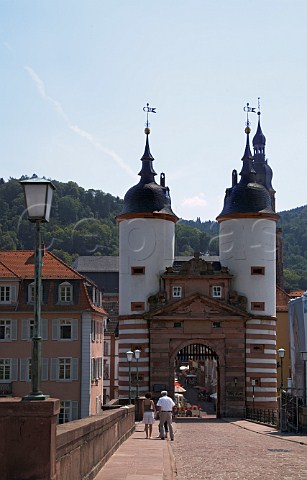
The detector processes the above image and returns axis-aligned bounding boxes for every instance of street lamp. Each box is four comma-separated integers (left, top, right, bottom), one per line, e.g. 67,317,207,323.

278,347,286,432
278,348,285,389
134,349,141,398
20,178,55,400
126,350,133,404
300,351,307,406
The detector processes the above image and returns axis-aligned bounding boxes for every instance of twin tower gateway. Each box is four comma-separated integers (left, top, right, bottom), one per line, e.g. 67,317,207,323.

116,106,278,417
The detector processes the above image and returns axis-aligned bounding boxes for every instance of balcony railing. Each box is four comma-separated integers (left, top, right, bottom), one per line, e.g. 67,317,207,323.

0,382,12,396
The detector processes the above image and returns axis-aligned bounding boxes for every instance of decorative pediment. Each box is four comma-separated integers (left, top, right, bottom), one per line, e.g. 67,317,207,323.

148,292,249,319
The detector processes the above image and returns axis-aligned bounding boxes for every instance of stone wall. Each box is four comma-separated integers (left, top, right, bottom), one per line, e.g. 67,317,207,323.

56,405,135,480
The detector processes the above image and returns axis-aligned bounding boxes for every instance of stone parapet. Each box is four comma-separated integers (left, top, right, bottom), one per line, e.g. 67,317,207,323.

56,405,135,480
0,397,60,480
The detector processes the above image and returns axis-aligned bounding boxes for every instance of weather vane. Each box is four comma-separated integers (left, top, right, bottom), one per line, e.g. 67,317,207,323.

143,102,156,129
243,102,256,127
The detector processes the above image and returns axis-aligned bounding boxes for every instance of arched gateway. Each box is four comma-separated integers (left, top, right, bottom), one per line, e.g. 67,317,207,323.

148,296,247,418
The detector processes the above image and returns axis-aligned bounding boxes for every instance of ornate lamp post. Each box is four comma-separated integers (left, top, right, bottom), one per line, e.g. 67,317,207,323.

126,350,133,404
278,347,286,431
20,178,55,400
301,351,307,406
134,349,141,398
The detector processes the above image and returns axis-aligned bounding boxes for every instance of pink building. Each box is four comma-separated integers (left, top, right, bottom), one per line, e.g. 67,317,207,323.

0,250,107,422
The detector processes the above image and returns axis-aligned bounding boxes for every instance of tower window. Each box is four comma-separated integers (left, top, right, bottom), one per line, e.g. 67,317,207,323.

251,302,265,311
131,266,145,275
131,302,145,311
251,266,265,275
172,286,182,298
212,286,223,298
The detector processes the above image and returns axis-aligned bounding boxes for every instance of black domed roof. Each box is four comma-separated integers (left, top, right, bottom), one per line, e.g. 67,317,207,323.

121,132,176,217
122,180,175,215
218,180,274,217
217,128,275,218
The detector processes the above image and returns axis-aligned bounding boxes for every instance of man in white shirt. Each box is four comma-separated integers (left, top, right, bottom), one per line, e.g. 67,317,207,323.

156,390,175,440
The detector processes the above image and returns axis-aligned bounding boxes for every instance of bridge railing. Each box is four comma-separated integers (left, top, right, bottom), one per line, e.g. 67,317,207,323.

245,407,278,426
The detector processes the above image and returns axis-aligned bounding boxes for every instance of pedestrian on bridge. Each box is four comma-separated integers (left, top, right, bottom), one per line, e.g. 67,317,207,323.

157,390,175,441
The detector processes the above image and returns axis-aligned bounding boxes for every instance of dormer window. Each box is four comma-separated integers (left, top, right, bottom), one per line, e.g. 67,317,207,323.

58,282,73,303
28,282,43,303
0,285,16,304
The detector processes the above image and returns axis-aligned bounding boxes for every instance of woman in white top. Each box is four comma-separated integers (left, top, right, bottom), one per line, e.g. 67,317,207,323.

142,392,156,439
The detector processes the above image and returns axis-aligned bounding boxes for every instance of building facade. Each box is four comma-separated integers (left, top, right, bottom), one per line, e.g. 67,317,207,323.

115,110,279,416
0,250,107,421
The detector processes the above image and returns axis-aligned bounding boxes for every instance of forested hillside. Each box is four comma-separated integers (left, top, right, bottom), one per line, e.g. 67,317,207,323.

0,177,305,291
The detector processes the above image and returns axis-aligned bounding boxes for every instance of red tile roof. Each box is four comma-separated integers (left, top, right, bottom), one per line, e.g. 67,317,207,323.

0,251,108,315
0,251,84,280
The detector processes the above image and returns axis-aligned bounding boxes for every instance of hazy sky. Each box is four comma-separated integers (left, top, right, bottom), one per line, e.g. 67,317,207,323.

1,0,306,220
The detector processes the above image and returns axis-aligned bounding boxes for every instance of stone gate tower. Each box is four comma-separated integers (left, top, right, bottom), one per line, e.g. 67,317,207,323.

217,109,279,410
116,124,178,398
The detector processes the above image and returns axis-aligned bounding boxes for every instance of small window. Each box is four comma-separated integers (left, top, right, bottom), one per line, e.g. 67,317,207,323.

172,286,182,298
131,266,145,275
212,286,222,298
251,266,265,275
251,302,265,311
212,322,221,329
131,302,145,311
174,322,182,328
251,344,264,353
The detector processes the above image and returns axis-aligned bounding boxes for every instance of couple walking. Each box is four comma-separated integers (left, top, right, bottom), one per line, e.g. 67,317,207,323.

142,390,175,440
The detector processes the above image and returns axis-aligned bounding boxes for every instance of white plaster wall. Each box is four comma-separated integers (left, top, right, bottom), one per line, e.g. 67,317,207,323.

119,217,175,315
219,217,276,316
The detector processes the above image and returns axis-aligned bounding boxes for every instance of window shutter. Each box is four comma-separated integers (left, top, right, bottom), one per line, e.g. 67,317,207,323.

11,320,17,340
20,358,27,381
72,319,78,340
72,358,78,381
11,285,17,303
50,358,58,381
71,401,78,421
11,358,18,381
41,358,48,381
91,358,94,380
42,319,48,340
52,320,58,340
21,320,29,340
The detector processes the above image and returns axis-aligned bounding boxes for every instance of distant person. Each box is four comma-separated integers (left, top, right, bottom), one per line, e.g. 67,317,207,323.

157,390,175,440
142,392,156,439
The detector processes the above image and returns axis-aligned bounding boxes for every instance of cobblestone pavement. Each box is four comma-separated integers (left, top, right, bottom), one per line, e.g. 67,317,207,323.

170,419,307,479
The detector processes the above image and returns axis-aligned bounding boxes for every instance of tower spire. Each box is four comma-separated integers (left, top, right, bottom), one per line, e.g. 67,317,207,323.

138,103,157,181
240,115,256,182
252,97,266,162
